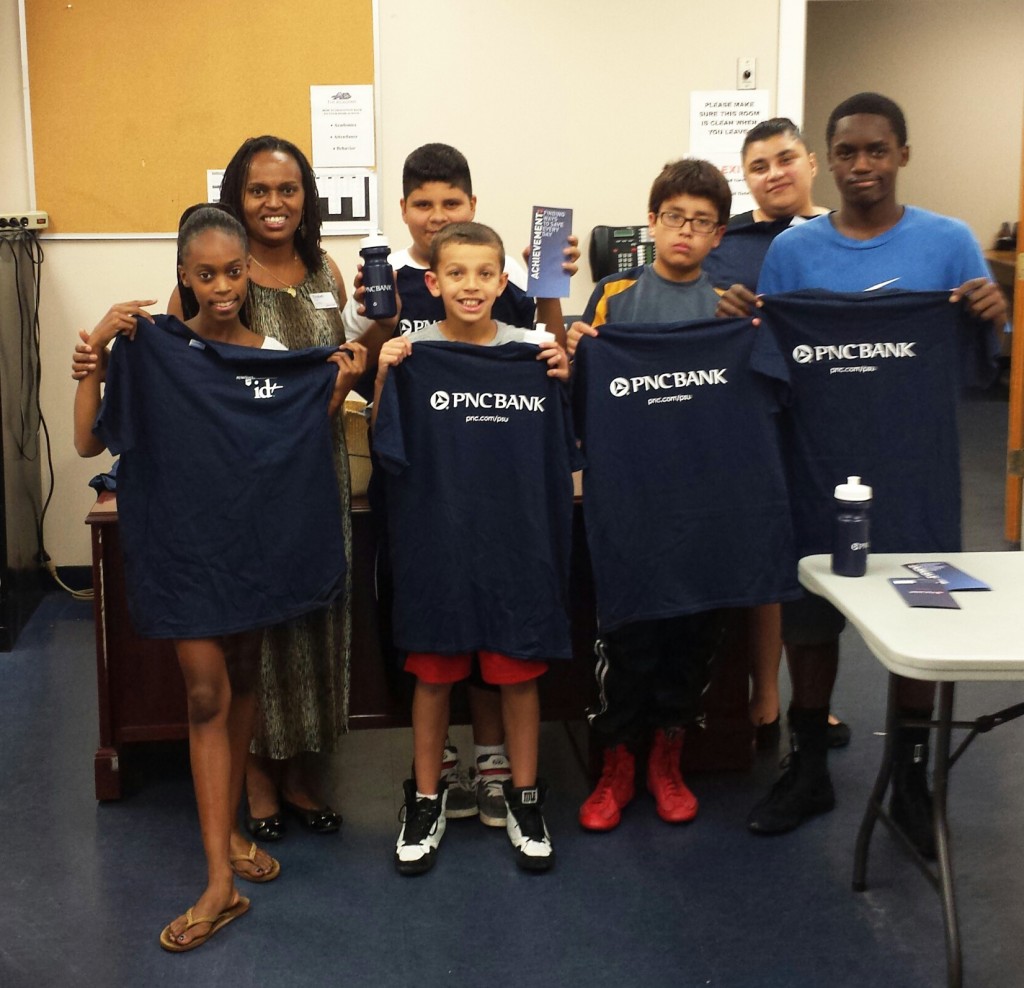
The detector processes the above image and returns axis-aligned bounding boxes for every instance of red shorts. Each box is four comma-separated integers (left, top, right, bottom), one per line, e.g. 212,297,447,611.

404,650,548,685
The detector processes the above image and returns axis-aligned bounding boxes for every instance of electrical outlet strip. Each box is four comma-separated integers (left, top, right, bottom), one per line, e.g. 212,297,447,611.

0,211,48,232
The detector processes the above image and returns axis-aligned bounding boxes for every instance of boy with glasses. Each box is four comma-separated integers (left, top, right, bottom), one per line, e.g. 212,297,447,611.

568,160,735,830
574,160,727,330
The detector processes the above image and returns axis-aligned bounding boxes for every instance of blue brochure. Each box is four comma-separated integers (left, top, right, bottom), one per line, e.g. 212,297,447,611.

526,206,572,299
890,578,960,609
903,561,991,591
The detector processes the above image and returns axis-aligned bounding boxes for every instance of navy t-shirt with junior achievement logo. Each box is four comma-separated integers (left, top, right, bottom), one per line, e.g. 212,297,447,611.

94,314,347,639
372,339,581,661
760,289,990,559
572,317,800,634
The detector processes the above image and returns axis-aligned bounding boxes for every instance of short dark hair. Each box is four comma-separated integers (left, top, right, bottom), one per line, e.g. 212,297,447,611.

648,159,731,225
175,203,251,325
826,92,908,148
428,221,504,271
402,143,473,199
741,117,807,158
218,135,324,273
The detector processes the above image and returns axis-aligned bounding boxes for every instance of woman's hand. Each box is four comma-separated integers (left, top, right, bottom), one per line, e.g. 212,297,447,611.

72,299,157,379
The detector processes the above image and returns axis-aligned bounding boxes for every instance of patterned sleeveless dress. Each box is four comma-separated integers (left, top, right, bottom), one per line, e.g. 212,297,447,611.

246,257,352,758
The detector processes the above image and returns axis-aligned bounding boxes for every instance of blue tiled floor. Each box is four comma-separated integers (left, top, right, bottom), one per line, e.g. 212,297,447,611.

2,393,1021,987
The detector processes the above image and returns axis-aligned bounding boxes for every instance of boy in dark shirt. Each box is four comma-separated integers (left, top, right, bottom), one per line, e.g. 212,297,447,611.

568,160,735,831
344,144,577,825
373,222,571,874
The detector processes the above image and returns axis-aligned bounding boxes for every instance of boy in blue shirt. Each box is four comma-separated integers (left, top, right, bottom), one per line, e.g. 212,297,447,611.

720,93,1007,855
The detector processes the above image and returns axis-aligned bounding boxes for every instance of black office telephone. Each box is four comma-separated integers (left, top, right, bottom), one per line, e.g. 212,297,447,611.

589,224,656,282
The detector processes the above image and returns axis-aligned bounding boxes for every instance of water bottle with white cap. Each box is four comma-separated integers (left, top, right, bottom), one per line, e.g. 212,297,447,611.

832,476,872,577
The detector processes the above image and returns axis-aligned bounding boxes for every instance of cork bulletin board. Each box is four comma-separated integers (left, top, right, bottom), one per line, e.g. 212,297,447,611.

25,0,374,234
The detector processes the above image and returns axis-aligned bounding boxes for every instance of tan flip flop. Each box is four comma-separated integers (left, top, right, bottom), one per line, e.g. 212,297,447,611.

159,895,250,952
231,841,281,883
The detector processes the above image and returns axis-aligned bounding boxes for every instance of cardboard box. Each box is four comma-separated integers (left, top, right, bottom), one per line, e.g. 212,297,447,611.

344,392,372,495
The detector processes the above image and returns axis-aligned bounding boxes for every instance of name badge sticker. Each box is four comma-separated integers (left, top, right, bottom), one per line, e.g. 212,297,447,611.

309,292,339,310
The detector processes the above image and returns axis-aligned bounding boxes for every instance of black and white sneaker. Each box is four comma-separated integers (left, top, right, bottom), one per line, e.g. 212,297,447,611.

503,779,554,872
395,779,447,875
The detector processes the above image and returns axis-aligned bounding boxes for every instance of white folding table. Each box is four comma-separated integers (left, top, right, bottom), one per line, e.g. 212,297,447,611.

799,551,1024,988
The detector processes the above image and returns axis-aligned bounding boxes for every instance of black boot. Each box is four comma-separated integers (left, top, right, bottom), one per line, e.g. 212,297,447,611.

889,718,936,860
748,707,835,835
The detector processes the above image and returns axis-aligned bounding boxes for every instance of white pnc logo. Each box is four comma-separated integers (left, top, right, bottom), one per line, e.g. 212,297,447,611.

236,376,283,399
430,390,451,410
609,377,631,398
792,341,917,364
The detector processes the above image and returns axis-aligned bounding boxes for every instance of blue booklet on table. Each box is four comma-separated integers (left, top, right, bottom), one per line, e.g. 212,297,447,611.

903,561,991,591
890,578,960,609
526,206,572,299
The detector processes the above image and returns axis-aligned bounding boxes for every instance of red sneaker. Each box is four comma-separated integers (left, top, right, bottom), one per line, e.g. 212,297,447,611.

578,744,635,831
648,728,697,823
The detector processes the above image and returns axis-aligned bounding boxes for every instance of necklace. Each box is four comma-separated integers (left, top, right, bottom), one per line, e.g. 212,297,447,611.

249,253,300,297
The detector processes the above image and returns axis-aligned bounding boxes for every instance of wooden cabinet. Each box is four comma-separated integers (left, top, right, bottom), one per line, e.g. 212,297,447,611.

87,493,753,799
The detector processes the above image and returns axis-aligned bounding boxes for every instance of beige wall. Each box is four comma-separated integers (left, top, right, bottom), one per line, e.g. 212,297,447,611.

9,0,1019,570
1,0,28,202
805,0,1024,245
3,0,783,568
375,0,780,320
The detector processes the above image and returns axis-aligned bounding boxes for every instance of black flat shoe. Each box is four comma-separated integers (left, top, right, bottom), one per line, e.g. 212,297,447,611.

754,716,781,751
245,811,286,842
282,799,342,835
828,719,852,749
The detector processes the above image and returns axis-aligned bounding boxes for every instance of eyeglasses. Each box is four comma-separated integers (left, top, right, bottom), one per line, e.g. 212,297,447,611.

657,211,719,234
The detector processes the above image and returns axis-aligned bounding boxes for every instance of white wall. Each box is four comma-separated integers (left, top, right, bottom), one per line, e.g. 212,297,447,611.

375,0,780,320
805,0,1024,246
18,0,1021,570
9,0,1022,570
0,0,28,202
3,0,785,568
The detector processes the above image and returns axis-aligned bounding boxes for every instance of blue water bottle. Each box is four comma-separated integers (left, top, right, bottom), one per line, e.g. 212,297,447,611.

832,476,872,577
359,234,397,320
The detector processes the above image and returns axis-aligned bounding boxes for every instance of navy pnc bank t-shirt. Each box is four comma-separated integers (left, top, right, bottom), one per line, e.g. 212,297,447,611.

372,340,579,661
761,290,991,559
94,315,347,639
572,317,800,633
